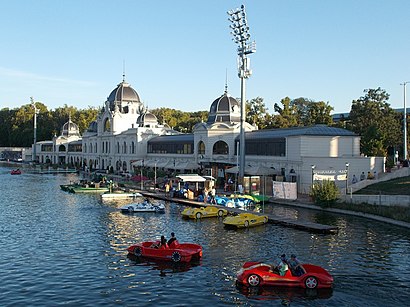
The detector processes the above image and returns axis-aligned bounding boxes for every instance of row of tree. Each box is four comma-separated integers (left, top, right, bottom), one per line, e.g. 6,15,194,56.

0,87,406,159
0,103,99,147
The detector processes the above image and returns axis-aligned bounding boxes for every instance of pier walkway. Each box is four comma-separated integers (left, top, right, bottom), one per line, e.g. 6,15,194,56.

140,190,338,235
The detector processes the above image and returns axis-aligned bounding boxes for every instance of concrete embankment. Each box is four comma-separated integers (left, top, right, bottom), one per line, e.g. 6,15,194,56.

270,198,410,230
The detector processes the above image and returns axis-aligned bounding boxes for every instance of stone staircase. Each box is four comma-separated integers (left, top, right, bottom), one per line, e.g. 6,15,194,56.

348,167,410,194
342,167,410,207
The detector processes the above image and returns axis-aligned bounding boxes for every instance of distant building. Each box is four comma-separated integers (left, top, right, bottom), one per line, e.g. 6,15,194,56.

332,107,410,122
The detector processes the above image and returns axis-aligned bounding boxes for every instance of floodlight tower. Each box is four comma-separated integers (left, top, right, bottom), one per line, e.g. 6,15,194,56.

31,97,39,163
227,4,256,187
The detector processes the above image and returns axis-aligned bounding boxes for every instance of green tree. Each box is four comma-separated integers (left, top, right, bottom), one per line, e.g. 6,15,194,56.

290,97,334,126
349,88,402,157
272,97,299,128
304,100,334,126
0,108,15,146
246,97,273,129
151,108,207,132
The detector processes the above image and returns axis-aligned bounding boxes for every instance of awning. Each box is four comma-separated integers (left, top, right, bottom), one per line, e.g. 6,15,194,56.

225,165,278,176
176,174,207,182
142,160,158,167
202,175,216,181
175,161,199,170
162,161,199,170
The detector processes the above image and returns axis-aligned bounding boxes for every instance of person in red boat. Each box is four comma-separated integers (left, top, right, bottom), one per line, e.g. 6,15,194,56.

278,254,289,276
160,235,167,248
167,232,177,246
288,254,305,276
151,235,168,249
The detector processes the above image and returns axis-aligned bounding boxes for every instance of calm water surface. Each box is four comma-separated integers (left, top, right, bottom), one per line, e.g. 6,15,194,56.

0,166,409,306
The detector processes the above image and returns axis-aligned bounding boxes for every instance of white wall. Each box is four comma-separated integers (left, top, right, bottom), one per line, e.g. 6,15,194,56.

299,136,360,157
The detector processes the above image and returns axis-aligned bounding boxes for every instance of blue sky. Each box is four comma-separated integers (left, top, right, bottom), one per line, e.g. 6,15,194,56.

1,0,409,114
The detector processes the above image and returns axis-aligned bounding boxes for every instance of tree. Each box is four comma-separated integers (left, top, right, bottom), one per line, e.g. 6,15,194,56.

288,97,334,126
0,108,14,146
245,97,273,129
349,87,402,157
304,100,334,126
271,97,299,128
151,108,207,132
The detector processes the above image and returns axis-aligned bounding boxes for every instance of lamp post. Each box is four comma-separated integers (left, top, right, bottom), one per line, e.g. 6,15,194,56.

227,5,256,187
154,161,157,192
199,154,204,175
345,162,350,195
30,97,39,163
401,81,409,161
140,160,144,191
311,165,316,189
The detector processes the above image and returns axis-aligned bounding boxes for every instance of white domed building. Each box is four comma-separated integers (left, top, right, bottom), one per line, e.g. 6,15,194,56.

36,116,83,165
80,78,177,172
34,77,385,197
35,77,178,172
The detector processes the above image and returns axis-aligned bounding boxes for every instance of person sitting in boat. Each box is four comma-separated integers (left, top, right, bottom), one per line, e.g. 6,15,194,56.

288,254,305,276
167,232,177,246
151,235,168,249
159,235,168,248
270,254,288,276
273,254,289,276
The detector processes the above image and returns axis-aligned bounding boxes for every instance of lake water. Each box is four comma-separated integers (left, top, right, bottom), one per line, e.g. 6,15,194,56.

0,165,409,306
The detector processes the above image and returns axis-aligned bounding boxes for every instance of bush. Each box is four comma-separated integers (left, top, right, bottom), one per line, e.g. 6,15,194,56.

309,180,340,207
385,157,394,169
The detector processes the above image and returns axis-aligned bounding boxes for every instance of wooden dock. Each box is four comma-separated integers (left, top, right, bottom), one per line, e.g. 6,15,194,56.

141,191,338,235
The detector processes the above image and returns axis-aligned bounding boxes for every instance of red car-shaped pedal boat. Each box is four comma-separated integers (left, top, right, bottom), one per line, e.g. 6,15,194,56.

127,240,202,263
236,261,333,289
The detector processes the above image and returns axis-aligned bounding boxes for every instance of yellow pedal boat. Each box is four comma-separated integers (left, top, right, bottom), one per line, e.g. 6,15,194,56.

223,213,268,228
181,206,228,219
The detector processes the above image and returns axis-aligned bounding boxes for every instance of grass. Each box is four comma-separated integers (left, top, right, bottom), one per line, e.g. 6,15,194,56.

353,176,410,195
330,175,410,223
332,202,410,223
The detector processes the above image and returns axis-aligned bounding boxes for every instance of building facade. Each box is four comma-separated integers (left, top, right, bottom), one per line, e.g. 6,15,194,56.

33,78,385,195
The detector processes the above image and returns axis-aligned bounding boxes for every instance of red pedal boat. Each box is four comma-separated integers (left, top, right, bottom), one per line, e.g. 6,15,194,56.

236,261,333,289
11,169,22,175
127,240,202,263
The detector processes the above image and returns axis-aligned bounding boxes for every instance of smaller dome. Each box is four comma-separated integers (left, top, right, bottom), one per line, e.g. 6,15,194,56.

61,118,80,137
136,109,158,127
207,92,240,124
87,121,98,133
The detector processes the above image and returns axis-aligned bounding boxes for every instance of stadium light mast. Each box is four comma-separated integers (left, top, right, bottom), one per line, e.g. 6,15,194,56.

31,97,39,163
227,4,256,189
401,82,409,160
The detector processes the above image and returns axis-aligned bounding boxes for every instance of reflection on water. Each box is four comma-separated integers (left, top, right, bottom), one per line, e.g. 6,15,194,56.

1,165,410,306
237,284,334,303
127,254,201,276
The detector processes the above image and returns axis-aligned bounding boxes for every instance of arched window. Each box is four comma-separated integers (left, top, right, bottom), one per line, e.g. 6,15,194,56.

198,141,205,155
123,141,127,154
117,142,120,154
131,141,135,154
104,118,111,132
58,144,66,152
213,141,229,155
84,143,87,153
122,161,127,171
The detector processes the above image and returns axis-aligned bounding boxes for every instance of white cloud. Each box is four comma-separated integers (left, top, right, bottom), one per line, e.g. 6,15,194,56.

0,67,97,87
